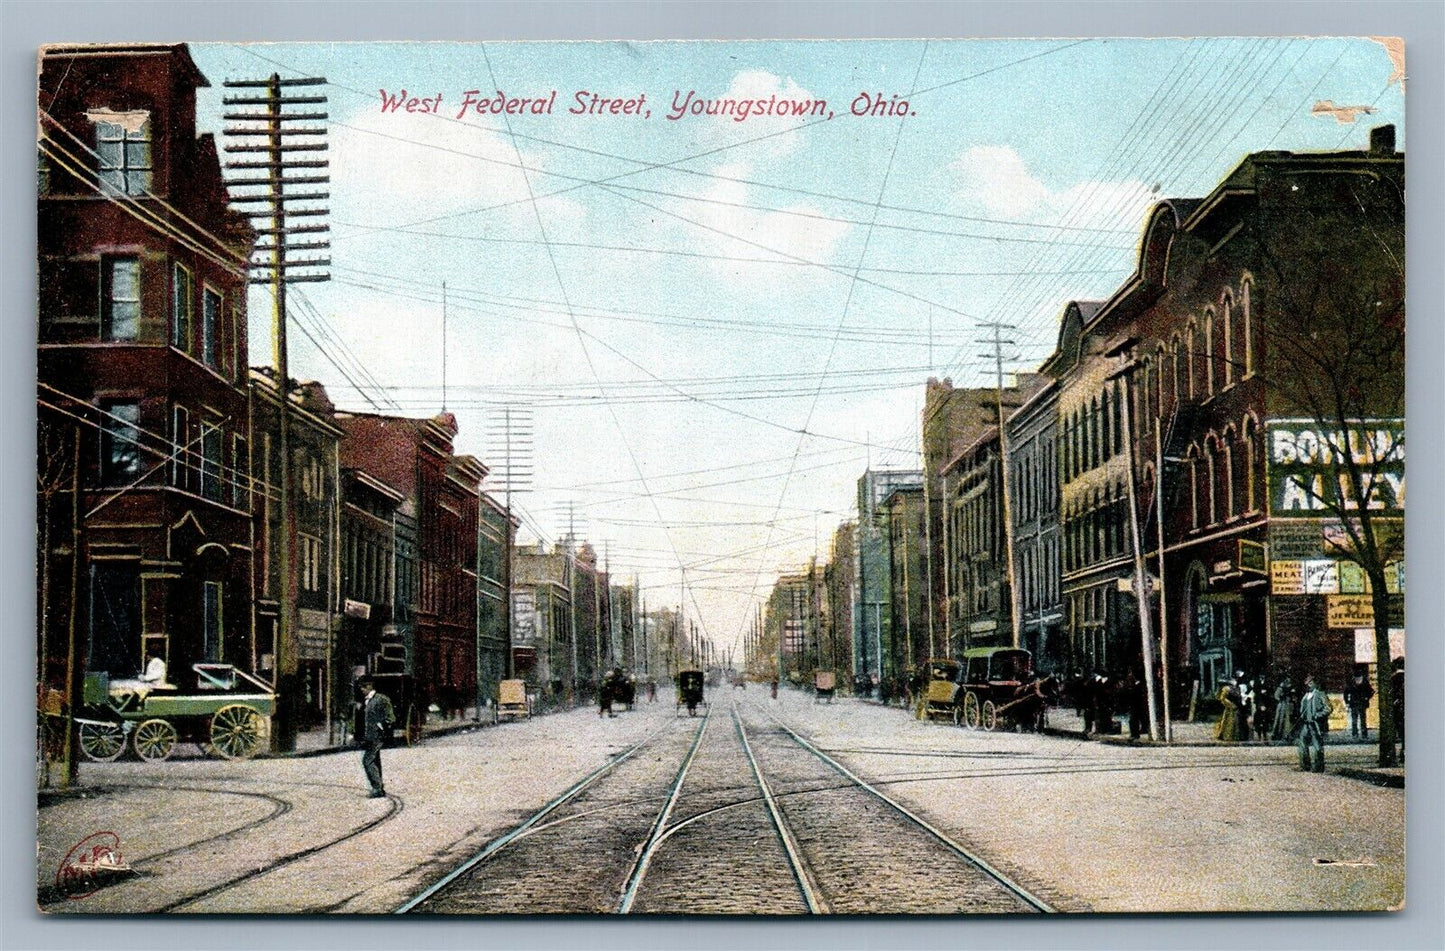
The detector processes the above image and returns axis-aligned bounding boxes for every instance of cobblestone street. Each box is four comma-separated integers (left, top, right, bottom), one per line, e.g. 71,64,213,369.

38,689,1403,915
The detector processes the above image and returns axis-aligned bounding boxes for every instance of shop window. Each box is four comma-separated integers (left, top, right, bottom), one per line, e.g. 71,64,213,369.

202,581,222,662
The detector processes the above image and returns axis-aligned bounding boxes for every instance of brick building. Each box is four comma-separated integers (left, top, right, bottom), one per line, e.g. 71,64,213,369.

882,485,930,678
337,411,483,718
512,543,574,699
250,372,342,734
1007,372,1065,673
37,45,257,719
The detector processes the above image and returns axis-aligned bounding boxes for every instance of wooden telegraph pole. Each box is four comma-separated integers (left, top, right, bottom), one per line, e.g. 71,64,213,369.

222,74,330,751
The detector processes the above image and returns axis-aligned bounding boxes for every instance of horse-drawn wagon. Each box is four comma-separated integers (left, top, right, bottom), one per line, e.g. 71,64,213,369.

76,663,274,762
676,669,706,717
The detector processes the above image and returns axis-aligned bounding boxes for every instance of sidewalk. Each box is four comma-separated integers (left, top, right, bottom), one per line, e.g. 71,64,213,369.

290,705,493,757
1042,706,1404,786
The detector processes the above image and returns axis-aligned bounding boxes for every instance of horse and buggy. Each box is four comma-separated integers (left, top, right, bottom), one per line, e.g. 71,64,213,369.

75,663,275,762
921,648,1054,732
676,669,707,717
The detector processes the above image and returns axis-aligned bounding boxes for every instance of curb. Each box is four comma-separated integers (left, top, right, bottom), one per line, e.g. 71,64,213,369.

278,718,495,759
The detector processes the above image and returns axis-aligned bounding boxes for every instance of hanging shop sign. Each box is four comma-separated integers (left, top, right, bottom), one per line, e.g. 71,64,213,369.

1267,420,1404,518
1238,539,1267,575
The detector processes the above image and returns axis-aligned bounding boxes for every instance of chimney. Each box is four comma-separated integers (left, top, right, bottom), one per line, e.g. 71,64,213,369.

1369,124,1396,154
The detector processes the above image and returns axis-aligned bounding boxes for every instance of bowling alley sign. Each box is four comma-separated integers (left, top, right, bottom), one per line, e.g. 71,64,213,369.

1266,420,1405,518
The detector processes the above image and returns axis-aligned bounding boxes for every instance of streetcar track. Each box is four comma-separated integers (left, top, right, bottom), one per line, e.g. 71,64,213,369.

615,704,713,913
730,704,827,914
754,702,1055,913
154,792,404,913
396,716,683,914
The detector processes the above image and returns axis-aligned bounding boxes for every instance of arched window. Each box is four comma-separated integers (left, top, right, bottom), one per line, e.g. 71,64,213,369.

1186,445,1200,529
1242,415,1259,512
1241,276,1254,376
1089,397,1100,469
1171,333,1185,406
1221,290,1235,387
1203,435,1218,525
1184,321,1197,401
1099,388,1112,461
1155,343,1168,417
1140,358,1153,429
1202,308,1216,396
1221,425,1237,518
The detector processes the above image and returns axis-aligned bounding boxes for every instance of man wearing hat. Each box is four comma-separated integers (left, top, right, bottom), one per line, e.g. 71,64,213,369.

358,677,395,798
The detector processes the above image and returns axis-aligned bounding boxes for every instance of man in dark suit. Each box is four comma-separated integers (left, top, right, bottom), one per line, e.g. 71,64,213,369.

359,677,395,798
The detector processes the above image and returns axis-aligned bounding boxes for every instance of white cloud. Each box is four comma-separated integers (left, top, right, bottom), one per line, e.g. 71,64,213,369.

682,162,850,272
950,144,1156,232
950,145,1051,218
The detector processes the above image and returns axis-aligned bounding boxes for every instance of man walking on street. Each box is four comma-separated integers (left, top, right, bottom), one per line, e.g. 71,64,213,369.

359,677,395,798
1297,675,1330,773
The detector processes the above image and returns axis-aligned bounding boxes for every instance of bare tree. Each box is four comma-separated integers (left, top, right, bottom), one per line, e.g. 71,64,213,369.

1255,180,1406,767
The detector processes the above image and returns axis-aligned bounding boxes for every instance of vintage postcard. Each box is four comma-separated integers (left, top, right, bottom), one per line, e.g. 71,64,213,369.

36,37,1405,915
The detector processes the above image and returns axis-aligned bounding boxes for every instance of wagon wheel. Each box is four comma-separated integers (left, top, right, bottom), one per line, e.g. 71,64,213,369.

982,700,999,732
133,718,178,762
209,704,263,760
962,691,982,729
79,721,126,762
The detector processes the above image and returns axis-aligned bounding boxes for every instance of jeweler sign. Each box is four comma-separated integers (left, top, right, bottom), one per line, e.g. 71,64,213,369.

1267,421,1404,518
1327,594,1374,628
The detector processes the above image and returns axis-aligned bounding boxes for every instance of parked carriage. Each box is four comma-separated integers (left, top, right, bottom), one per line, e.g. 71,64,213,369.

813,670,836,704
676,669,706,717
494,679,532,722
920,658,965,721
76,664,275,763
954,647,1037,731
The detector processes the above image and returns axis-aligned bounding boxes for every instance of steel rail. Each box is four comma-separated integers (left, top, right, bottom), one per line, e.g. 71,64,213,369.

395,718,675,914
757,703,1056,914
156,792,404,913
614,706,712,913
731,704,829,914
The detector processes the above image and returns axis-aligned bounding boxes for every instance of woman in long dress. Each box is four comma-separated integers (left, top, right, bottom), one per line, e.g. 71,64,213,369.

1215,679,1241,741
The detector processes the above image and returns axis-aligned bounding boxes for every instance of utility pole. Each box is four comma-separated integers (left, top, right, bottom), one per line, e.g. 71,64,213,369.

223,73,330,752
1110,351,1161,742
1155,414,1174,743
979,322,1023,650
485,406,532,680
441,281,448,412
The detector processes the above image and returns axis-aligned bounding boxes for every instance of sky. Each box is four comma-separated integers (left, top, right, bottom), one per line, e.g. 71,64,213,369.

186,38,1403,662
